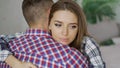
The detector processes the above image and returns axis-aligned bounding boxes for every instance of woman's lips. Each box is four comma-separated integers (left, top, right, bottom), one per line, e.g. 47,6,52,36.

60,38,69,42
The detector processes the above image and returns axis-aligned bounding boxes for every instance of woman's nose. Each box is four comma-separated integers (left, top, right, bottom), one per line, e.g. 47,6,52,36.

62,27,68,36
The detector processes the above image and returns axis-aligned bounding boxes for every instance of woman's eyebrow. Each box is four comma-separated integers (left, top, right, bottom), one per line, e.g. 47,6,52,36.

54,20,62,23
54,20,78,25
69,23,78,25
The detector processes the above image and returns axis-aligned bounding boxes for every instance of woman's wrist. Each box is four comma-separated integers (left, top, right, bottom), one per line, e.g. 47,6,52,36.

5,55,21,67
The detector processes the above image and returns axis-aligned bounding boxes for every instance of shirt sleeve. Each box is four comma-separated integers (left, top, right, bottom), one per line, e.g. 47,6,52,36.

0,33,23,62
83,36,105,68
0,50,12,62
0,35,13,62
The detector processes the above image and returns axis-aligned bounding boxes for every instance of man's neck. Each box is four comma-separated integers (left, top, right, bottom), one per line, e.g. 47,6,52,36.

29,19,48,31
29,24,48,31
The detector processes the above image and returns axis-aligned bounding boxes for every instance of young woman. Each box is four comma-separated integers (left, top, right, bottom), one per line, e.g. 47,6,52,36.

48,0,105,68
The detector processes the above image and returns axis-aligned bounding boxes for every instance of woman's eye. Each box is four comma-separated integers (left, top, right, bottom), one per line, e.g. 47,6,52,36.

70,25,77,29
55,23,61,27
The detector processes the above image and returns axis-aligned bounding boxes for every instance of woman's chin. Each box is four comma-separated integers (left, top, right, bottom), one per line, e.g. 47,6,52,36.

60,42,69,45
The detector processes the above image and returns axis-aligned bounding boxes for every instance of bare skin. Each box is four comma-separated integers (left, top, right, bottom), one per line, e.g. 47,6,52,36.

5,55,36,68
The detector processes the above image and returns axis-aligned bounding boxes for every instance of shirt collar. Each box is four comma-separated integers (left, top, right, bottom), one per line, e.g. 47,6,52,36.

25,28,50,36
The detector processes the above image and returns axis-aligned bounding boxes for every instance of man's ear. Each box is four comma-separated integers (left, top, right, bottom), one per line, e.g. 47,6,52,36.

47,8,51,15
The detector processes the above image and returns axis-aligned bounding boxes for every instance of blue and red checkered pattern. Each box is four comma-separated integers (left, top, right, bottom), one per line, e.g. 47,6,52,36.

0,63,10,68
0,29,88,68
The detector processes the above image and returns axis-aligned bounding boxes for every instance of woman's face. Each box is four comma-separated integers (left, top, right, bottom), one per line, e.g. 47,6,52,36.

49,10,78,45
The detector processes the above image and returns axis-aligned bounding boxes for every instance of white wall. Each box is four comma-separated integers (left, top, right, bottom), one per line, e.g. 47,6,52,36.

0,0,28,35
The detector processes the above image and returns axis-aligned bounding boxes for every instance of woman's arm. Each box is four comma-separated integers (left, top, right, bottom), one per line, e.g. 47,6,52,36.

0,35,13,62
0,50,36,68
0,33,36,68
0,33,24,62
5,55,36,68
82,36,105,68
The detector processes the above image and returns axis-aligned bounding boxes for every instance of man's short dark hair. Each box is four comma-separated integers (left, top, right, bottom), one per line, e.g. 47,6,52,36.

22,0,53,25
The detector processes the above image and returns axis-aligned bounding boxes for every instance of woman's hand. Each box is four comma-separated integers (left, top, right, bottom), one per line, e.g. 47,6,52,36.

5,55,36,68
12,62,36,68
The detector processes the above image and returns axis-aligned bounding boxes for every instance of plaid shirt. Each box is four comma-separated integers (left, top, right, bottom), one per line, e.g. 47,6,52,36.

0,29,88,68
0,32,23,62
0,31,105,68
81,36,105,68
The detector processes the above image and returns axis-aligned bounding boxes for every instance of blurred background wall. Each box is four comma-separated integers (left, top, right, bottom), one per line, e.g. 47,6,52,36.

0,0,28,35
